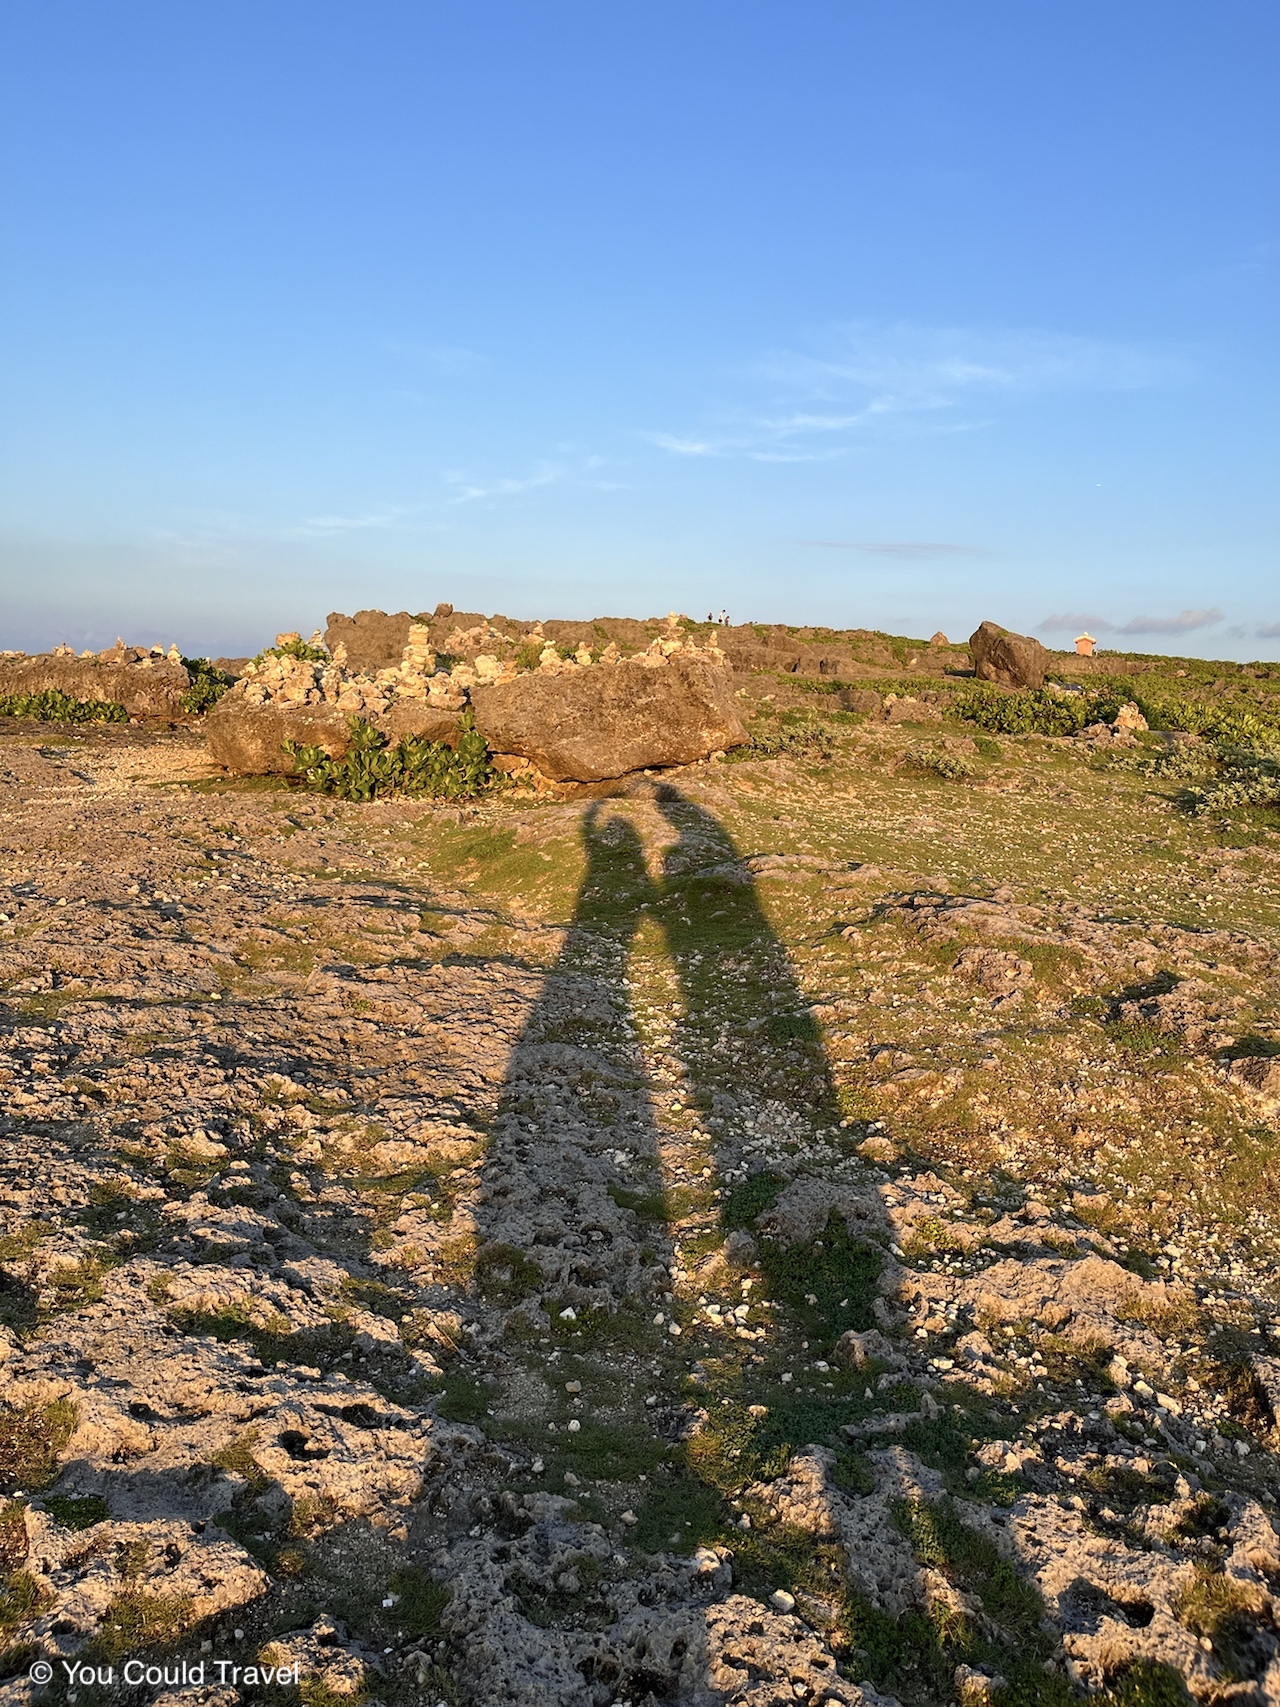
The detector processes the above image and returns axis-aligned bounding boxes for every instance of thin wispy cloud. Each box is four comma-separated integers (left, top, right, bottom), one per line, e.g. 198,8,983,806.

1041,612,1117,633
802,540,985,558
300,509,406,533
644,320,1187,462
443,463,566,505
1256,621,1280,639
384,340,489,374
1042,608,1224,637
1117,608,1222,635
641,433,718,457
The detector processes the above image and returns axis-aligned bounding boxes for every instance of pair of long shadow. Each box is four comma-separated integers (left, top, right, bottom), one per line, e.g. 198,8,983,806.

473,782,887,1543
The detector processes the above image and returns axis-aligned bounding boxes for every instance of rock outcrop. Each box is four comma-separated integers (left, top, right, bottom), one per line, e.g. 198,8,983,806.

203,697,354,774
208,619,745,781
471,650,747,781
0,650,191,719
968,620,1050,690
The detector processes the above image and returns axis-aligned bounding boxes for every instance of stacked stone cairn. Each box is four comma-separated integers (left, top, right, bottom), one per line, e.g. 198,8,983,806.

234,614,726,721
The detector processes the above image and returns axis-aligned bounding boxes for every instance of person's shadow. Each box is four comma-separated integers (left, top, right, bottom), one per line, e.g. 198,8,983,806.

455,783,896,1704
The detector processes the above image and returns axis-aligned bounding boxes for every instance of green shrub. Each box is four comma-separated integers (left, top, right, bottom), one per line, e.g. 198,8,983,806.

179,657,232,714
725,716,842,762
252,637,329,665
1132,689,1280,749
952,678,1280,750
904,746,976,779
1098,743,1210,780
1185,750,1280,815
0,689,127,724
285,715,495,802
950,685,1120,737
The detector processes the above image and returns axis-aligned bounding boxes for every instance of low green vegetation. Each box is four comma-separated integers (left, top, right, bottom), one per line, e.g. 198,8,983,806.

252,636,329,665
905,745,978,780
0,688,128,723
0,1398,77,1492
43,1494,110,1530
1175,1566,1272,1682
726,710,847,761
179,656,233,713
95,1590,198,1656
949,676,1280,751
286,715,496,802
950,684,1125,737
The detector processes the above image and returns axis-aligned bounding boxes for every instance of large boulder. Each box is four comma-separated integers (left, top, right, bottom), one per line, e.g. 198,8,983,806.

324,610,426,672
968,621,1050,690
470,654,748,782
380,701,464,745
0,655,190,720
204,696,352,775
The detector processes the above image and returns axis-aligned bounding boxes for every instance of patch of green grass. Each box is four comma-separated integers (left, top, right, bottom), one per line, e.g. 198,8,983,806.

898,1410,1022,1504
95,1590,197,1656
210,1429,270,1494
1038,1333,1117,1392
0,1274,36,1337
685,1372,880,1493
433,1371,494,1424
1175,1566,1271,1682
831,1448,875,1495
339,1275,413,1320
473,1242,545,1305
0,1226,44,1263
0,1398,77,1493
755,1210,882,1352
42,1256,109,1315
1099,1660,1193,1707
719,1172,785,1232
299,1679,371,1707
905,746,977,781
390,1565,451,1637
629,1473,727,1551
0,1571,47,1633
893,1496,1044,1644
0,1642,42,1681
170,1300,259,1342
1080,1460,1177,1510
43,1494,110,1530
541,1416,669,1483
0,1506,27,1572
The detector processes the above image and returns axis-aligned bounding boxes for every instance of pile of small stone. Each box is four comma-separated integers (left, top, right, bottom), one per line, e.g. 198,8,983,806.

0,639,185,668
234,615,728,721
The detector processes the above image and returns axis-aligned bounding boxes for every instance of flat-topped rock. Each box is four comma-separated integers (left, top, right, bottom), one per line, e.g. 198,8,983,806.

471,651,748,781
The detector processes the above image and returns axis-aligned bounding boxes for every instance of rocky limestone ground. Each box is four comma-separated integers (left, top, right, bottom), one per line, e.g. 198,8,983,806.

0,713,1278,1707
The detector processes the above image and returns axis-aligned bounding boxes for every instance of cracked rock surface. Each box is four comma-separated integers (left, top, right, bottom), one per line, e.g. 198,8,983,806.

0,717,1278,1706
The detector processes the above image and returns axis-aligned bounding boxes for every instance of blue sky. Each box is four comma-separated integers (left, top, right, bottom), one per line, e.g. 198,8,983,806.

1,1,1276,657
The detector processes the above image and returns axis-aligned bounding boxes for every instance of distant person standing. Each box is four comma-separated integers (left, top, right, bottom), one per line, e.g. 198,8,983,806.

718,609,728,626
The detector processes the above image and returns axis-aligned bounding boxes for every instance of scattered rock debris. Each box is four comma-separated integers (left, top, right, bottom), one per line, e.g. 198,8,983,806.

0,699,1277,1706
